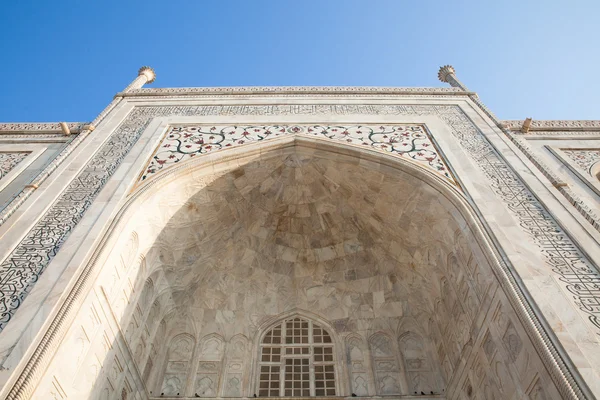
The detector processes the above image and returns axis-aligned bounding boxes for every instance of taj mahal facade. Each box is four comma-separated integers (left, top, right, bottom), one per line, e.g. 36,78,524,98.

0,66,598,400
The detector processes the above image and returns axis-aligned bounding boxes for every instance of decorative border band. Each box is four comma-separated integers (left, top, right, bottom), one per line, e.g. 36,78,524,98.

0,123,86,133
503,120,600,131
121,86,469,97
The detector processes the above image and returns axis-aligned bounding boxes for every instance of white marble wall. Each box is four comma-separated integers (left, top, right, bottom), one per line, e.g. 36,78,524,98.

30,145,564,399
0,90,597,400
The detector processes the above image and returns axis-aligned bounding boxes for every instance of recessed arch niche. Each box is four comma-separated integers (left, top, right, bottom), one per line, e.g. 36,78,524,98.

31,136,567,399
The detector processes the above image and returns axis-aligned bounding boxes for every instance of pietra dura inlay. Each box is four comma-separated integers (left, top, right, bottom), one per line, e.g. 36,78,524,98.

140,124,454,184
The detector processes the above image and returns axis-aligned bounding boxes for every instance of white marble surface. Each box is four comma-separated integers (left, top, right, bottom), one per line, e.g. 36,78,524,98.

0,94,596,399
29,140,560,399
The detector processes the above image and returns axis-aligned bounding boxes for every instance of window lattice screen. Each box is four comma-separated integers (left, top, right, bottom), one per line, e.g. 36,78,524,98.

258,317,336,397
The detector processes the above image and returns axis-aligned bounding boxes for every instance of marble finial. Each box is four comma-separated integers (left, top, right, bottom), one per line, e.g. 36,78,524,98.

521,117,533,133
138,66,156,84
59,122,71,136
437,65,456,83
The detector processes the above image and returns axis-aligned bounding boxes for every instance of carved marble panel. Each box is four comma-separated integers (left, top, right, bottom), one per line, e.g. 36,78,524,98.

195,372,218,397
346,335,370,396
223,335,248,397
160,334,195,396
561,149,600,176
528,376,549,400
399,332,438,394
0,152,28,181
194,334,224,397
502,322,523,363
369,333,402,395
223,373,242,397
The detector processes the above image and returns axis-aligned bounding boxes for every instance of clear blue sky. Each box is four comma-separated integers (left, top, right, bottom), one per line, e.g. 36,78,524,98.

1,0,598,122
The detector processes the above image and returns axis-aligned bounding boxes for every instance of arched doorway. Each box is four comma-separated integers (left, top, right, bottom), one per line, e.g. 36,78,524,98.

30,137,568,399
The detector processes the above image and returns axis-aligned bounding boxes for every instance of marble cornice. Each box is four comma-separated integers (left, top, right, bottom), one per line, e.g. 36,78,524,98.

118,86,474,97
0,122,87,134
503,119,600,131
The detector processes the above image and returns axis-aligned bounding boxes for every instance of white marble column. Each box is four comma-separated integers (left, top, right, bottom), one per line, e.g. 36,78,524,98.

437,65,470,91
122,66,156,93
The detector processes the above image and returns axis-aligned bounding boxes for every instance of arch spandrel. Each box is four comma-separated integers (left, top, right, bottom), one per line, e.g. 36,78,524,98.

28,139,576,399
135,124,458,190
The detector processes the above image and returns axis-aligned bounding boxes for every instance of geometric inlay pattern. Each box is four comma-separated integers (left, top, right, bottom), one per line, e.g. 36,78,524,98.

140,124,455,184
562,149,600,176
0,104,598,352
0,152,29,181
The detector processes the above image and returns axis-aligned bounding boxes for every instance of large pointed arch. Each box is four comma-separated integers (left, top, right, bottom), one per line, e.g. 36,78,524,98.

13,136,587,399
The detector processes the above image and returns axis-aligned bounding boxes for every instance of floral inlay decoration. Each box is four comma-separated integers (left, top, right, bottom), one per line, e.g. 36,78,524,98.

562,149,600,176
141,124,455,184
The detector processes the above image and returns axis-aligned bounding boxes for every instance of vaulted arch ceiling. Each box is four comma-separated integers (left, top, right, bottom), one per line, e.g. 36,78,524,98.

142,143,466,338
71,137,566,398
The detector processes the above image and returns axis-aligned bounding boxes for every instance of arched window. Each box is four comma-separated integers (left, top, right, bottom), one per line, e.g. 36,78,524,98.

258,316,336,397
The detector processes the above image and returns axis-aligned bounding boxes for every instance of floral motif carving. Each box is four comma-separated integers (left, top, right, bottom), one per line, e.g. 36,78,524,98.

561,149,600,175
141,124,453,184
0,152,29,181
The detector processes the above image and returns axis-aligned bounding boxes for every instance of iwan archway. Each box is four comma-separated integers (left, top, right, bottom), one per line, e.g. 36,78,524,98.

27,137,577,399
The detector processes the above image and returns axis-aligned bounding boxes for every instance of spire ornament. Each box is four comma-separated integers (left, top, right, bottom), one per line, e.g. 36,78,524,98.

138,66,156,84
121,66,157,92
437,64,470,91
437,65,456,83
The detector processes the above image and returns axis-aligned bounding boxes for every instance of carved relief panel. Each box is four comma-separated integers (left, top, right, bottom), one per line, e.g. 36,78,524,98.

346,335,370,396
369,333,403,395
144,320,166,390
399,332,439,395
161,334,195,396
222,335,249,397
195,334,224,397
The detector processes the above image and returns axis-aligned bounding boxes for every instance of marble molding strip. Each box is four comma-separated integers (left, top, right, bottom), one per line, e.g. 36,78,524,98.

0,123,86,133
503,120,600,131
119,86,472,97
0,134,70,141
0,104,595,400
